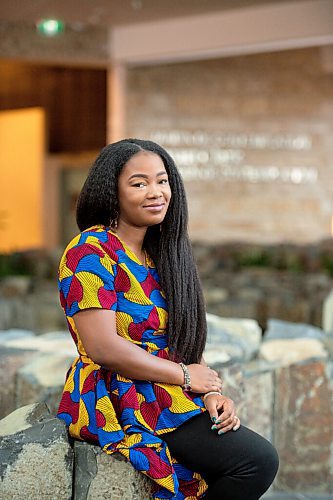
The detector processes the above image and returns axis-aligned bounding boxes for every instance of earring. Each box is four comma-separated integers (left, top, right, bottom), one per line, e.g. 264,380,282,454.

110,211,119,230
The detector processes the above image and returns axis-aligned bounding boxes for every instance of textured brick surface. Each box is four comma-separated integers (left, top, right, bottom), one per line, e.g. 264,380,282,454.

127,47,333,244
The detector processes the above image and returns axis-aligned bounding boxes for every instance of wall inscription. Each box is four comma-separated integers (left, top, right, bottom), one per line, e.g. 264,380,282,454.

150,130,318,185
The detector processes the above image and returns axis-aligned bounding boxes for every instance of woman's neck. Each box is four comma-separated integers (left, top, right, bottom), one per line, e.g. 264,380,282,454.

115,221,147,257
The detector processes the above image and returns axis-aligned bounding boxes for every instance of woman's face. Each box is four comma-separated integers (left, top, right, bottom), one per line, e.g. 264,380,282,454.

117,151,172,228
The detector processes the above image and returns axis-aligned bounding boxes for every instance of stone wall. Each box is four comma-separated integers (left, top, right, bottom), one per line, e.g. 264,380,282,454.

1,316,333,496
2,240,333,332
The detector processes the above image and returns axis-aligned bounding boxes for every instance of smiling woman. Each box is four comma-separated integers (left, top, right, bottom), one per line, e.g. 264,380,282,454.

117,151,172,238
57,138,278,500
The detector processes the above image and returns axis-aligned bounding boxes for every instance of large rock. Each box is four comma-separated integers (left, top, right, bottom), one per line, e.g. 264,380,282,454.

0,299,16,330
0,330,76,416
243,361,274,441
0,402,73,499
3,330,75,355
259,338,328,366
273,360,333,494
0,346,38,419
205,314,262,365
0,328,35,344
16,352,76,414
264,319,325,341
217,364,247,422
322,289,333,333
74,441,153,499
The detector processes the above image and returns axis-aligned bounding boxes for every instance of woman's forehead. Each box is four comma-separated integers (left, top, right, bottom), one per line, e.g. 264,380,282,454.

121,151,166,177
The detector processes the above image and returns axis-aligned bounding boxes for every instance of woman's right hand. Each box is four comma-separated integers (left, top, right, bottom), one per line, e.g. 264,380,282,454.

187,364,223,393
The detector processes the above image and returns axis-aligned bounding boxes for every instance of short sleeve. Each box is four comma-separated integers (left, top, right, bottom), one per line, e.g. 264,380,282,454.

58,242,117,317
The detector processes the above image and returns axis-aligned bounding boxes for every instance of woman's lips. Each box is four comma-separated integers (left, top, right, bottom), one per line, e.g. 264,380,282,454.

143,204,165,212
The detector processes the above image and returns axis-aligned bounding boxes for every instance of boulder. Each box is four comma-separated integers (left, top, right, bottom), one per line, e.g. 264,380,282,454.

0,402,73,499
205,314,262,364
74,441,153,499
217,364,247,422
259,338,328,366
0,329,35,344
273,360,333,494
16,352,75,414
0,347,35,419
264,319,325,341
322,289,333,333
243,361,274,441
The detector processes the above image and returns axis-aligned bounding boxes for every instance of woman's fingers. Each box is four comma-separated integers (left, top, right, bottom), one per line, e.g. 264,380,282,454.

205,397,219,423
205,394,241,433
213,397,240,434
232,415,241,431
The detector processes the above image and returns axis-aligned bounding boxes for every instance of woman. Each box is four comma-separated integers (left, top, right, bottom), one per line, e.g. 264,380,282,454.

57,139,278,500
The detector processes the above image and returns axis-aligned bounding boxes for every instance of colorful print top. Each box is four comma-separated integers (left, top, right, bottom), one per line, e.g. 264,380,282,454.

57,225,207,499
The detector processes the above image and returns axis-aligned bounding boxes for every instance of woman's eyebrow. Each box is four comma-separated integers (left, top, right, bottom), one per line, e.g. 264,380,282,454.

128,171,167,180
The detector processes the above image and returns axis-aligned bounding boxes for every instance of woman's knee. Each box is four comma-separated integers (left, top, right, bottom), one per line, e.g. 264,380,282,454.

251,434,279,485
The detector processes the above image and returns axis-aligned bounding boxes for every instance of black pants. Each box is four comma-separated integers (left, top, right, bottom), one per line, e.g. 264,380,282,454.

161,412,279,500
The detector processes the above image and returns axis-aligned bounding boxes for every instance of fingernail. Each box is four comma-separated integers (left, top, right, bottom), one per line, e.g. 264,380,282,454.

211,416,216,423
218,429,225,435
215,420,221,425
211,425,217,430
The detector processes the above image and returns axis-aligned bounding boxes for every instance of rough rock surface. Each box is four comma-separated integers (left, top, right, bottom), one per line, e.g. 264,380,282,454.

0,402,73,499
0,330,76,416
243,361,274,441
273,360,333,494
264,319,325,341
0,346,37,419
259,338,328,366
205,314,262,364
74,441,153,499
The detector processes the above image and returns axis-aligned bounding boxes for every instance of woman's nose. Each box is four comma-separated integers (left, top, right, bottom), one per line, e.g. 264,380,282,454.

147,184,162,198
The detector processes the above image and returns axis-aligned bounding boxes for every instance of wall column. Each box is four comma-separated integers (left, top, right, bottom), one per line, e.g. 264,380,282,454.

107,62,127,143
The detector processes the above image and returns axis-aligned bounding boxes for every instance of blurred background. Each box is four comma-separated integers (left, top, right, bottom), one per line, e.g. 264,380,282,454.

1,0,333,331
1,1,333,498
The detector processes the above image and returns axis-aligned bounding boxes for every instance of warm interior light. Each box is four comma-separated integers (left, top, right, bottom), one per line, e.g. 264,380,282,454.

331,215,333,237
36,19,65,36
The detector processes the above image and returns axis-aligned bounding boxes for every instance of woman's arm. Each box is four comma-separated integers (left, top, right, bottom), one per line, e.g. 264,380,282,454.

74,308,222,392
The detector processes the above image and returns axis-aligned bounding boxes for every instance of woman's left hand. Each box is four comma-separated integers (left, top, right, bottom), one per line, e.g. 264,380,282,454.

204,393,241,434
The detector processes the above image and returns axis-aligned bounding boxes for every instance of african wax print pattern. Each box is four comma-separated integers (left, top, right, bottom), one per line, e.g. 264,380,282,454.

57,225,207,499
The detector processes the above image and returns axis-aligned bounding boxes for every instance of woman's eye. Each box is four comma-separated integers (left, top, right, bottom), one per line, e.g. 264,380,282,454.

159,179,168,184
133,182,146,188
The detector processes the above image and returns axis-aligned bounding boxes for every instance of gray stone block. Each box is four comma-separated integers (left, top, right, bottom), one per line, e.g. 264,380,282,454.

205,314,262,364
74,441,153,500
16,352,75,414
243,367,274,441
0,345,38,419
0,402,73,499
259,338,328,366
264,319,325,341
0,329,35,344
217,364,247,422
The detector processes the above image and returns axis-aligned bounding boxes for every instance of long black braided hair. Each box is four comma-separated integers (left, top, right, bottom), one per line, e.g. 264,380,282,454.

76,139,207,364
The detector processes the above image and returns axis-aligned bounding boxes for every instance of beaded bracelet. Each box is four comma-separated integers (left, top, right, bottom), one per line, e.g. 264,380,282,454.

179,362,192,391
203,391,222,403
